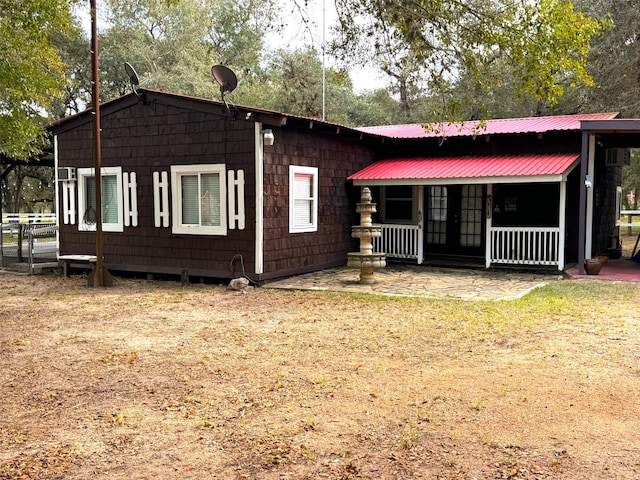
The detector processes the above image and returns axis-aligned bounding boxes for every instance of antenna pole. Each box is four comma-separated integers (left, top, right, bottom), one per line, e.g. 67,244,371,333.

89,0,113,287
321,0,326,121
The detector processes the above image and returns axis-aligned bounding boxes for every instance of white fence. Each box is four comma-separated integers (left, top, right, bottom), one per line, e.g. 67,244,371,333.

2,213,56,224
489,227,561,266
620,210,640,234
372,224,422,262
1,216,58,272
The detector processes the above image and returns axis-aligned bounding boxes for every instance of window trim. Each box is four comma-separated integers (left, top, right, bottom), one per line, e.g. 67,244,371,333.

171,164,228,236
381,185,417,224
289,165,318,233
77,167,124,232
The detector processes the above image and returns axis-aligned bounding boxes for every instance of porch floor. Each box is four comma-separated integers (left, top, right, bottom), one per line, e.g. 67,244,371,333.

265,259,640,301
566,258,640,282
264,264,563,301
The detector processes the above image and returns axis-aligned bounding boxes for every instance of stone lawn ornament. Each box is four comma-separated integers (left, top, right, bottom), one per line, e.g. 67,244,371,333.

347,187,386,284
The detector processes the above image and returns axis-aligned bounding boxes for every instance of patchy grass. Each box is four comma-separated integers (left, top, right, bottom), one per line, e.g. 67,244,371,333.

1,273,639,479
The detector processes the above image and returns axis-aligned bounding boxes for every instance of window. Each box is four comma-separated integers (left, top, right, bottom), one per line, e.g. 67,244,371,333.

459,185,482,247
77,167,123,232
171,164,227,235
426,186,447,244
381,185,415,222
289,166,318,233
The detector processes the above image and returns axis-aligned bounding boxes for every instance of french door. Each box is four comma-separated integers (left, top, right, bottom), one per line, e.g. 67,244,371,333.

425,185,485,255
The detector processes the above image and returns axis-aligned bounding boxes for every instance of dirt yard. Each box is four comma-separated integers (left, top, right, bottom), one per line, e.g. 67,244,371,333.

1,272,639,479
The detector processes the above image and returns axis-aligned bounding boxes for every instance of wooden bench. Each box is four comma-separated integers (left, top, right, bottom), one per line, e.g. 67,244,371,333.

58,255,97,277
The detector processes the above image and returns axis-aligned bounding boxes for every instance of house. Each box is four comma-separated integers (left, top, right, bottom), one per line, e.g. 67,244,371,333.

49,90,376,282
49,88,640,280
351,114,631,272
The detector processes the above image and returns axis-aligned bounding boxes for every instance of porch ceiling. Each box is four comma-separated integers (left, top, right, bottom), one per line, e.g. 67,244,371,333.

349,154,580,186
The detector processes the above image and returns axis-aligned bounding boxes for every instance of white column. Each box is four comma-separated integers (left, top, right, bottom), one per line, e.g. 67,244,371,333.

558,179,567,270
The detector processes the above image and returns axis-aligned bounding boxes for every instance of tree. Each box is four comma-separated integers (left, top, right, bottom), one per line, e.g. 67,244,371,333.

561,0,640,118
0,0,75,159
1,166,54,213
49,25,92,118
238,47,401,126
98,0,276,101
332,0,608,122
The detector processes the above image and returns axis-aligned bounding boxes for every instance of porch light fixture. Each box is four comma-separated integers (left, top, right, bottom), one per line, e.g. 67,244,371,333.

262,129,275,146
585,174,593,189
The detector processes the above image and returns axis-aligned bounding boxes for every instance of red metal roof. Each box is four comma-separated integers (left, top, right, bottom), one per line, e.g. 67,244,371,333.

359,113,618,139
348,154,580,182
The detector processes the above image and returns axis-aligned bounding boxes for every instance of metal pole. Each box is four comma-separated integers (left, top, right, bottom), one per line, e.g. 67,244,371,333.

321,0,326,121
89,0,112,286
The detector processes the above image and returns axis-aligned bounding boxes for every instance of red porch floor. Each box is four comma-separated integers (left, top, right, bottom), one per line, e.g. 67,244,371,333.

566,258,640,282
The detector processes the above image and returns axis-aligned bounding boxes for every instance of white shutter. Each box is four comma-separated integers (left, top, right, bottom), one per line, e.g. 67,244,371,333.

153,171,170,227
123,172,138,227
227,169,246,230
62,180,76,225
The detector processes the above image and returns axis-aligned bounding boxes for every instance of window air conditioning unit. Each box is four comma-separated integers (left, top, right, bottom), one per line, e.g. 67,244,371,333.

57,167,76,181
605,148,631,167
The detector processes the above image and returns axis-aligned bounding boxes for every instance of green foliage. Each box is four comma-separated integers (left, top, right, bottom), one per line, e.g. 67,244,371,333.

562,0,640,117
1,165,54,213
0,0,75,158
49,26,91,117
99,0,276,101
238,47,401,126
333,0,608,121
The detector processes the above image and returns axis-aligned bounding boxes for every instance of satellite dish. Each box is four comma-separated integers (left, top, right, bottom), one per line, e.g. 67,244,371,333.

211,65,238,93
123,62,145,100
211,65,238,116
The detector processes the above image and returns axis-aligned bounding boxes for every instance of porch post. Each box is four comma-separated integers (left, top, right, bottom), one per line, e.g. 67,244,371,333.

558,179,567,271
417,186,424,264
578,130,590,274
485,183,493,268
586,135,596,260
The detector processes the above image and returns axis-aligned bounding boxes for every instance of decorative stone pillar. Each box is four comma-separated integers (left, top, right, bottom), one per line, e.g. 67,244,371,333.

347,187,386,284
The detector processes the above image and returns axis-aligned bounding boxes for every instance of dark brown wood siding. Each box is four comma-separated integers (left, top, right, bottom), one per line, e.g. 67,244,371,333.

55,99,257,279
260,128,375,280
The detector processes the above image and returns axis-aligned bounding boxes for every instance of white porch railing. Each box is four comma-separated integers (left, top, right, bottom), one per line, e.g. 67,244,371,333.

372,224,562,269
372,224,422,262
489,227,561,266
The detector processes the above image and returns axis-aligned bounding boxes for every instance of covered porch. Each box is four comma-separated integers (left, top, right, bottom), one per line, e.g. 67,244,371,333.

349,154,580,271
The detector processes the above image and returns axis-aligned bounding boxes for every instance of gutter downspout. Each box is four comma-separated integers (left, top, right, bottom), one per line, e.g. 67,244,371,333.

254,122,264,279
54,136,60,258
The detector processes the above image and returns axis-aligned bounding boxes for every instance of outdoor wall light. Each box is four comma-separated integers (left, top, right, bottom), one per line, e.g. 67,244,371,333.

585,174,593,189
262,129,275,146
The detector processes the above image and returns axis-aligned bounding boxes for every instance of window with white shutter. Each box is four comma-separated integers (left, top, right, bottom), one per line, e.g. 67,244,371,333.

289,165,318,233
77,167,124,232
171,164,227,235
